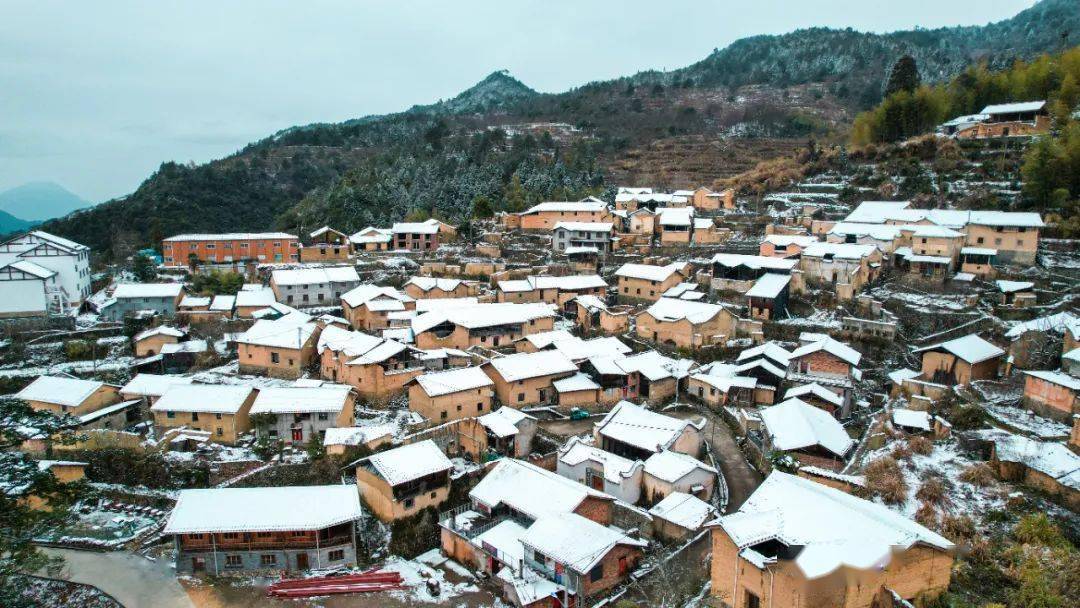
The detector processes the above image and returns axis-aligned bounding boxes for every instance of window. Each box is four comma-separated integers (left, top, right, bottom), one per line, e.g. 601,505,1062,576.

225,555,243,568
192,412,199,422
441,411,448,420
328,549,345,562
1017,240,1024,246
216,427,223,436
477,403,484,412
318,413,328,421
589,563,603,582
745,590,761,608
456,404,462,412
404,497,415,509
291,531,306,537
517,393,525,402
215,413,222,420
206,244,216,249
256,532,273,537
166,411,176,419
271,352,280,364
222,532,240,539
260,554,277,566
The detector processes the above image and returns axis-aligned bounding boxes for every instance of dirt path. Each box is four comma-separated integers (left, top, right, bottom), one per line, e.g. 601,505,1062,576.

42,548,194,608
667,406,762,512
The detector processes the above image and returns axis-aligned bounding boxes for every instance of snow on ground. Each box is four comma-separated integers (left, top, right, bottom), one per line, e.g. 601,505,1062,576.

383,550,479,604
39,501,162,549
0,356,135,377
983,402,1070,439
774,308,842,329
869,287,970,312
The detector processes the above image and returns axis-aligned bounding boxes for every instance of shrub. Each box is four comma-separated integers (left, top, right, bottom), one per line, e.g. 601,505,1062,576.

948,404,985,430
1014,514,1069,549
940,514,977,544
916,477,948,506
865,456,909,505
914,503,939,528
63,340,93,361
891,443,913,461
907,435,933,456
959,463,996,486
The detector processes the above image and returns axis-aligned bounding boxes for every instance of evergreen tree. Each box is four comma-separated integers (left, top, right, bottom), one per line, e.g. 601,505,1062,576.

131,253,157,282
885,55,920,97
503,174,527,212
471,195,494,218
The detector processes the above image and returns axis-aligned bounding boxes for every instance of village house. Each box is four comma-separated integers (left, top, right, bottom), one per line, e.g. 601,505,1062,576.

234,286,277,318
675,186,734,211
403,276,472,299
569,294,631,335
0,230,92,309
687,363,759,408
615,189,686,212
101,282,185,321
249,385,355,445
496,274,607,309
456,406,539,460
710,254,797,294
759,398,855,470
411,303,556,351
759,234,818,258
349,227,393,252
557,437,644,504
614,262,688,302
1022,370,1079,424
119,373,195,407
795,242,882,300
340,284,415,331
25,460,88,510
594,401,704,461
987,433,1080,512
299,226,351,262
582,351,693,406
237,312,320,379
407,366,495,425
642,449,718,503
132,325,185,357
178,294,211,315
996,280,1036,307
270,266,361,308
635,297,738,349
517,201,611,231
648,492,717,542
161,232,299,266
390,218,453,251
317,325,425,400
657,207,694,245
355,440,453,522
164,485,362,574
1004,311,1079,369
913,333,1004,386
551,221,614,253
483,350,578,407
746,273,792,320
784,382,846,416
709,471,955,608
15,375,127,434
955,100,1050,139
786,335,863,418
553,373,602,409
151,384,257,445
322,425,394,455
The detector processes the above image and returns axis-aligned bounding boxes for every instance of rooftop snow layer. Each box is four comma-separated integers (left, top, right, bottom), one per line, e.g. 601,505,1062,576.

470,458,612,520
164,485,361,534
913,334,1004,364
648,492,716,530
594,401,704,454
415,366,494,397
151,384,254,414
644,450,716,482
16,376,107,408
760,398,853,457
250,385,352,414
488,350,577,382
363,440,452,486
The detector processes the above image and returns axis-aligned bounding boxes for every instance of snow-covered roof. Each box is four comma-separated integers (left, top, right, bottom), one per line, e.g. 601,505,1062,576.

690,370,757,393
746,273,791,299
250,385,352,414
119,373,195,398
520,201,608,215
133,325,185,342
991,435,1079,488
522,329,576,349
760,398,853,457
843,201,914,224
340,284,413,308
565,245,599,255
614,262,686,282
164,485,361,534
908,255,951,264
163,232,297,242
573,294,608,312
349,227,393,244
160,339,208,355
3,260,56,279
644,449,716,482
323,424,394,447
1005,312,1078,339
472,519,527,566
209,295,235,311
405,276,464,292
658,207,693,227
940,113,989,128
552,221,613,232
236,315,317,349
711,254,798,271
179,295,211,308
784,383,843,408
966,211,1044,228
887,368,921,385
414,366,493,397
112,283,184,299
151,384,254,414
477,406,534,438
552,336,631,362
913,334,1004,364
496,567,564,606
1025,370,1080,391
309,226,344,238
558,438,641,483
891,408,933,431
487,350,577,382
234,287,276,308
553,373,601,393
595,401,704,454
842,201,1044,229
643,297,728,325
960,247,997,256
271,266,360,286
762,234,818,248
980,100,1045,115
362,440,452,486
649,492,717,530
737,342,792,366
801,242,877,260
520,513,646,573
16,375,107,408
789,336,861,366
995,280,1034,293
470,458,613,520
713,472,953,579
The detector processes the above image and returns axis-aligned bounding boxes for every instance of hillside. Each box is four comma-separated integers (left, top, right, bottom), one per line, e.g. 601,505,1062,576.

41,0,1080,261
0,181,90,222
0,209,37,235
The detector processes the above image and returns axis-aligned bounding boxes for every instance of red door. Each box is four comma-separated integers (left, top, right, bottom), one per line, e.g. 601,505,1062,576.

291,428,303,442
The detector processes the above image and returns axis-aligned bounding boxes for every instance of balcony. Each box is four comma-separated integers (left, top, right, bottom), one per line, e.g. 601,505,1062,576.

181,534,352,552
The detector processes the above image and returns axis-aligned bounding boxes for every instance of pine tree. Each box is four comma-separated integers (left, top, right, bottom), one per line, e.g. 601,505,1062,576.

503,173,526,212
131,254,157,282
885,55,921,97
471,195,494,218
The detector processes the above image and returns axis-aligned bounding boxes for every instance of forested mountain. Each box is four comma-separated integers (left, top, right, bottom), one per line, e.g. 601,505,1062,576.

42,0,1080,261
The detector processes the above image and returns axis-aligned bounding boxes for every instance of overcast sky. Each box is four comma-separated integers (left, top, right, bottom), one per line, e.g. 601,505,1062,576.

0,0,1037,202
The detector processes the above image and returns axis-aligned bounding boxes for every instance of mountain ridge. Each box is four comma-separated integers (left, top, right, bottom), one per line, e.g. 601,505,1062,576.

0,181,90,223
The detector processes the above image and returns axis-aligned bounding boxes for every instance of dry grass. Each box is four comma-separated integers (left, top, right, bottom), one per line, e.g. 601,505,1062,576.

959,463,997,487
916,477,948,506
865,456,909,505
915,503,940,528
890,443,913,461
907,435,934,456
940,514,978,544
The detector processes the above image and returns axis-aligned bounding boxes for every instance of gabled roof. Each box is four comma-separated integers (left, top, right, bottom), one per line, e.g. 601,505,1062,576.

519,201,608,215
913,334,1004,364
16,375,107,408
477,406,534,438
995,280,1035,294
559,438,641,483
762,235,818,248
133,325,185,342
649,492,717,530
340,284,414,308
643,449,716,482
406,276,463,292
594,401,704,454
249,385,352,414
520,513,646,574
643,297,729,325
1024,370,1080,391
1005,312,1078,339
112,283,184,299
119,373,195,398
553,373,601,393
552,221,613,232
746,273,792,299
891,408,932,431
271,266,360,286
234,287,276,308
712,254,797,271
237,314,317,349
980,100,1045,115
163,485,361,534
0,260,56,279
391,221,440,235
736,342,792,366
614,262,686,282
209,295,235,311
990,434,1080,487
759,398,853,457
487,350,577,382
801,242,877,260
789,337,861,366
349,227,393,244
412,302,556,334
362,440,452,486
784,383,844,408
415,366,493,397
151,384,254,414
711,472,953,579
470,458,613,520
550,336,631,361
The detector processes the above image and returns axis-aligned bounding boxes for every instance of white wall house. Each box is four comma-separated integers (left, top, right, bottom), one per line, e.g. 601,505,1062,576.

270,266,362,307
0,261,63,317
0,230,92,311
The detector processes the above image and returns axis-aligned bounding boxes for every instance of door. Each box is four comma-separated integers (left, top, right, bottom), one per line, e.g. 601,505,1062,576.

292,427,303,443
618,556,628,576
296,552,309,570
192,557,205,572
